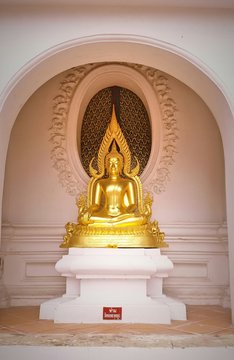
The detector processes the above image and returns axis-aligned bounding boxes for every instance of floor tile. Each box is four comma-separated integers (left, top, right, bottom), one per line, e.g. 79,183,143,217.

0,305,233,338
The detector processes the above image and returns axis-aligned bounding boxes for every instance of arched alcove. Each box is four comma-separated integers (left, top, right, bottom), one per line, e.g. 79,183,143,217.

0,35,233,321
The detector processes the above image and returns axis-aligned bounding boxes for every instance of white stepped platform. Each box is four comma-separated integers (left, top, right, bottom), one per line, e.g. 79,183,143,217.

40,248,186,324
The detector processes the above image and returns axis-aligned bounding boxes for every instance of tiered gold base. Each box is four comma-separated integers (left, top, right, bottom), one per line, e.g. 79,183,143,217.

65,234,167,248
60,222,167,248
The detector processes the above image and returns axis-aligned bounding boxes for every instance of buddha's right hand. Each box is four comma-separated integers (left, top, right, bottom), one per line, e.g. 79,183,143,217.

79,210,93,225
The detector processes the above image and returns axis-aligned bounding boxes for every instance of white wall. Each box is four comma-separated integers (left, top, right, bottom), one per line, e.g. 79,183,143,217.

0,2,233,316
153,75,226,224
0,5,234,104
2,73,77,225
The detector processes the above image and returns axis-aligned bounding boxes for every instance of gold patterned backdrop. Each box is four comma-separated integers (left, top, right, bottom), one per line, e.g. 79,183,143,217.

80,86,152,176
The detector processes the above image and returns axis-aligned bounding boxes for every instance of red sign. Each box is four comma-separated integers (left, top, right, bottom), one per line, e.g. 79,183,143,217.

103,307,122,320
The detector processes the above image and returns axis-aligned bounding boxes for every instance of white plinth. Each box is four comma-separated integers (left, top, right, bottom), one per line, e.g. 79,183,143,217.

40,248,186,324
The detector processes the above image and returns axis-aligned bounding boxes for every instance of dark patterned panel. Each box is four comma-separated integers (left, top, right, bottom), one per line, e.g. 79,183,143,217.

80,87,151,176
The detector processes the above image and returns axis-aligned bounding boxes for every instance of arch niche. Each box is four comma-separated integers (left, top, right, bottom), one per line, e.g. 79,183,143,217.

0,35,234,322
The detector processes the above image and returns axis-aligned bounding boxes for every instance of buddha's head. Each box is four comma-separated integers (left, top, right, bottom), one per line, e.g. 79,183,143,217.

105,141,124,177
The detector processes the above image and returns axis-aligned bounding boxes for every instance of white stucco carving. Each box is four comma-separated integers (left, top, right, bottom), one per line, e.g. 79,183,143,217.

49,63,178,196
50,64,98,195
133,65,178,193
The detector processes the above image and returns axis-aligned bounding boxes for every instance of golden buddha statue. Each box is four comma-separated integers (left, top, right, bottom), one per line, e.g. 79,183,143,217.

61,106,167,248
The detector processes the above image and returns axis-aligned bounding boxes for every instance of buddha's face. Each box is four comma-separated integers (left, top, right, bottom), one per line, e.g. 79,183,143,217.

107,156,122,176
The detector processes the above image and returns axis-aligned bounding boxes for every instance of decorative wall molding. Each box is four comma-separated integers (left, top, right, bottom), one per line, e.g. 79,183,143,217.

49,62,178,197
132,64,178,193
1,222,229,307
50,64,99,195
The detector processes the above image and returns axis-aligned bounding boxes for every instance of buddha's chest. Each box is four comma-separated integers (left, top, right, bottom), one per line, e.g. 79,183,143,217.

105,184,124,200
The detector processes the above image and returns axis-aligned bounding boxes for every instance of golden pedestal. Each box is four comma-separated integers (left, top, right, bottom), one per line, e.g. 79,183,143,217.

60,222,167,248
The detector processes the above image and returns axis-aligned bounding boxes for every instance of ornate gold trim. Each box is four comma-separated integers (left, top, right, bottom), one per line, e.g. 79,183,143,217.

60,221,167,249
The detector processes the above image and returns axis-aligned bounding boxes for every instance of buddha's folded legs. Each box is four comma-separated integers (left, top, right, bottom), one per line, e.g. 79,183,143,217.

85,213,147,227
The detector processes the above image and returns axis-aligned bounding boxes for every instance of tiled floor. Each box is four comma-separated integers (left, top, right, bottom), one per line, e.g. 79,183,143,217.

0,305,234,347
